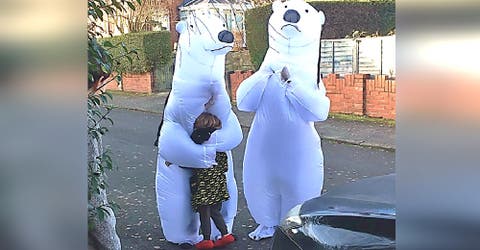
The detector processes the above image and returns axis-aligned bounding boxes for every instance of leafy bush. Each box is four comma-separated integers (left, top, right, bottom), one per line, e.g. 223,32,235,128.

88,0,140,233
245,5,272,71
100,31,172,73
245,0,395,70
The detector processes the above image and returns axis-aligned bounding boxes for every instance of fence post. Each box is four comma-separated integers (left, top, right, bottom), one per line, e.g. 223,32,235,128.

380,39,384,75
355,39,360,74
332,41,335,73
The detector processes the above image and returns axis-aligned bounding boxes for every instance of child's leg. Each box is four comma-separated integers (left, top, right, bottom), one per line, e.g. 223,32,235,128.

198,205,212,240
210,203,228,236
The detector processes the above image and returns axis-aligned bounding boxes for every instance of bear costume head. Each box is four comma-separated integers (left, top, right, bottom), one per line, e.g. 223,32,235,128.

266,0,325,73
175,12,234,76
165,12,235,133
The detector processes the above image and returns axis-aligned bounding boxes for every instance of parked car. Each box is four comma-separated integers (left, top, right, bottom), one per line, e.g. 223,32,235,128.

271,174,395,250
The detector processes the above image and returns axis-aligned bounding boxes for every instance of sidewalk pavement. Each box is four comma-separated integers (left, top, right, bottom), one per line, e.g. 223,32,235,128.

109,92,395,150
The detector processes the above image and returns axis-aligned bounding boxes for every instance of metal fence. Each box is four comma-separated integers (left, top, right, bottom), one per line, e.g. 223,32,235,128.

153,62,174,92
320,35,395,77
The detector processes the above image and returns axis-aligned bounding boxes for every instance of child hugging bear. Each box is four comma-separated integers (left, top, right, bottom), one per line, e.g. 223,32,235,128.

166,112,235,249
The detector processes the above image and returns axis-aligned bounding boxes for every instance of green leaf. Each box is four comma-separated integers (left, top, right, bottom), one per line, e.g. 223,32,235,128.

100,63,111,74
121,42,128,53
88,220,95,231
102,41,114,48
105,91,113,100
98,207,105,220
126,1,136,11
92,97,100,106
100,94,108,104
126,55,133,64
93,6,103,21
93,109,102,118
88,73,94,83
106,117,114,125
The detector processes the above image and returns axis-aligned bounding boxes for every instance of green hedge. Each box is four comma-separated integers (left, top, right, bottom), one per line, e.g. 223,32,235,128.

100,31,172,74
245,1,395,70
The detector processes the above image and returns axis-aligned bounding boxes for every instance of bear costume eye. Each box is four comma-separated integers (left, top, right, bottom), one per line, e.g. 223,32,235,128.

284,5,287,8
223,24,226,27
305,9,309,13
190,24,193,28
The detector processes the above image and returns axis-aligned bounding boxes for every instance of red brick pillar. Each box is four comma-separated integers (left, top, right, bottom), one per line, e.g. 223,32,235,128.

168,0,183,49
365,75,396,119
122,72,153,94
228,70,254,102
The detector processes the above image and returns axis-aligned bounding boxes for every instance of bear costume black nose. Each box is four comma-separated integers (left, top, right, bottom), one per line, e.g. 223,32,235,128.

218,30,234,43
283,9,300,23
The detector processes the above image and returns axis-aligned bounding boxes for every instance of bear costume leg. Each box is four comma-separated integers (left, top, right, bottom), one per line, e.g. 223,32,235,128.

243,157,280,240
155,156,202,245
156,151,238,243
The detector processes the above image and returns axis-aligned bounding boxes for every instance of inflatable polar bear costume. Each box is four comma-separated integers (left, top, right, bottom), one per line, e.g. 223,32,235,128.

236,0,330,240
156,12,243,245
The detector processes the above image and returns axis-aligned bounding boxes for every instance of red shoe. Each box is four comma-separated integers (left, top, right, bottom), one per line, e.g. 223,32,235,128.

213,234,235,248
195,240,214,249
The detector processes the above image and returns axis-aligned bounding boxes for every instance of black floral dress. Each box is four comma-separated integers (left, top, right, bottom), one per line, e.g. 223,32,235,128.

190,152,230,212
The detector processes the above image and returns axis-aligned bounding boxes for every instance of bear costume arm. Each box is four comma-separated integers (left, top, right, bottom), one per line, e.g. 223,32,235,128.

209,112,243,152
158,120,216,168
236,70,270,112
207,83,233,122
285,78,330,122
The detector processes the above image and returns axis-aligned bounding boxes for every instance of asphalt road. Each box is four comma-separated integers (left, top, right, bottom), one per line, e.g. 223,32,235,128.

103,109,395,250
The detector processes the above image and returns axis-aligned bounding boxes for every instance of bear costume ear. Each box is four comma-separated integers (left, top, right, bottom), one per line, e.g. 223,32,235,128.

176,21,187,34
272,0,282,12
318,10,325,25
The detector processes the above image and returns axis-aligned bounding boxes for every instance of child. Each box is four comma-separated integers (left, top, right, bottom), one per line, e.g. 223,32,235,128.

166,112,235,249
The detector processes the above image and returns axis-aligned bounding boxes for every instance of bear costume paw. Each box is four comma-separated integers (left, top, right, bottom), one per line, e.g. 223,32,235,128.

248,225,275,241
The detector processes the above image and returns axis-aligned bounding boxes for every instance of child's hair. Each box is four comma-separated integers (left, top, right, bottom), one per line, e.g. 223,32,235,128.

194,112,222,130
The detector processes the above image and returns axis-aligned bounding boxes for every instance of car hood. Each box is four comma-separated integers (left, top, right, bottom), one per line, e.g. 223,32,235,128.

299,174,396,218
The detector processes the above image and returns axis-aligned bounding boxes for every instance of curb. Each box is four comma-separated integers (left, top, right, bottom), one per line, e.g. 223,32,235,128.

239,124,395,152
112,106,163,115
321,137,395,152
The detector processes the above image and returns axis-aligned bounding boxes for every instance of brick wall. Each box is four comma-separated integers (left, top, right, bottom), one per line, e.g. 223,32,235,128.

323,73,396,119
227,70,254,102
103,78,120,91
228,71,396,120
365,75,396,120
323,74,366,115
104,72,154,94
122,72,153,93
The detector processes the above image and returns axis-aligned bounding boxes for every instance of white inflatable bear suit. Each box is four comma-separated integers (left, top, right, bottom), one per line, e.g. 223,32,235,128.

236,0,330,240
156,13,243,245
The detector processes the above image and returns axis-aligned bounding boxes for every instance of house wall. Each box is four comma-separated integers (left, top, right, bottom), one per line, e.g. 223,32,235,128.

178,3,252,31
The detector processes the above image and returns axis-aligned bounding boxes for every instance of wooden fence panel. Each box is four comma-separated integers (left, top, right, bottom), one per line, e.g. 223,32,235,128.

320,35,395,77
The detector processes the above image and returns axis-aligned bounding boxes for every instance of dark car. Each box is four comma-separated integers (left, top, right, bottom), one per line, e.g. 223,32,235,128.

271,174,395,250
